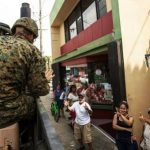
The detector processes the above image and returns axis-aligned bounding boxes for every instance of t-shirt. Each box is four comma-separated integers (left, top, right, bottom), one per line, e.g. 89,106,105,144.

70,101,92,125
67,93,78,102
143,123,150,149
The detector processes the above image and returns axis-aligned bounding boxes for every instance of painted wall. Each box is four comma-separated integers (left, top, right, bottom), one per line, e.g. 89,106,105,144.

51,24,65,60
51,27,60,59
60,23,65,46
106,0,112,12
118,0,150,140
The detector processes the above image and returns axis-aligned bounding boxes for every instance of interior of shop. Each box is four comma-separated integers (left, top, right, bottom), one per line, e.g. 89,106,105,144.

64,53,115,138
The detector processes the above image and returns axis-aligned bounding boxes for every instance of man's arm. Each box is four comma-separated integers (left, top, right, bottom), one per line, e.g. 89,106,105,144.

45,69,55,81
139,114,150,125
84,102,93,114
64,100,73,111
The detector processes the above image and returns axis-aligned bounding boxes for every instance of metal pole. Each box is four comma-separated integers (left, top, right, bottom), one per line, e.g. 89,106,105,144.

39,0,43,54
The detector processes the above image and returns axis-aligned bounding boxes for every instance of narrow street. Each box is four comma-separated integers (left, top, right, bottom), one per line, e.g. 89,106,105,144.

40,92,117,150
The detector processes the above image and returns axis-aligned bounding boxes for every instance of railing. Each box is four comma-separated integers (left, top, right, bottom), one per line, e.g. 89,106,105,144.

36,98,64,150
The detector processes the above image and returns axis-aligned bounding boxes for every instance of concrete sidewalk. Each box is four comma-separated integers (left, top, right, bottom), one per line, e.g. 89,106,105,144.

40,92,117,150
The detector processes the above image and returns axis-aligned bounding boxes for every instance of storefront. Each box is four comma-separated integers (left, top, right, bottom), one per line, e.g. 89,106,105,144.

51,0,126,138
52,41,126,137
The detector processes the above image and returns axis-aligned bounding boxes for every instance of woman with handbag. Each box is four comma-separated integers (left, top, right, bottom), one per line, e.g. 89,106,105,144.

113,101,136,150
139,108,150,150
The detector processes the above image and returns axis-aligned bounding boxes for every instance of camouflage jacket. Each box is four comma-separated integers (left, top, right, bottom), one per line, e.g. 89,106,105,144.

0,35,49,128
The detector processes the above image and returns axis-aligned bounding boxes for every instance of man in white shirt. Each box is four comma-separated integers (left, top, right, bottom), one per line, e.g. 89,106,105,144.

64,94,93,150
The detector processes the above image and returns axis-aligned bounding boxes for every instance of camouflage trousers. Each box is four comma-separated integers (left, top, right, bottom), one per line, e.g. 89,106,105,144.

0,95,36,128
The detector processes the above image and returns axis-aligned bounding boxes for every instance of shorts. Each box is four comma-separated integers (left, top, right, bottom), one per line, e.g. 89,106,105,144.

74,122,92,143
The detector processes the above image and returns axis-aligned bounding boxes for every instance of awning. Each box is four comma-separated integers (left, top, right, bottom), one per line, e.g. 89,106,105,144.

61,47,108,67
52,34,113,64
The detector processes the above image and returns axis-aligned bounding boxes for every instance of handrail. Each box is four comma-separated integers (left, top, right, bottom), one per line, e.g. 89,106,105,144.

36,98,64,150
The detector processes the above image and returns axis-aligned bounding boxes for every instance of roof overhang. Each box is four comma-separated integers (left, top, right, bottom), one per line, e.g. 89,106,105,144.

52,33,114,64
50,0,80,27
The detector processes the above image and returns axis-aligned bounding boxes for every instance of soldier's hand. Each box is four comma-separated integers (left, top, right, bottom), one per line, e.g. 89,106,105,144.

45,70,55,81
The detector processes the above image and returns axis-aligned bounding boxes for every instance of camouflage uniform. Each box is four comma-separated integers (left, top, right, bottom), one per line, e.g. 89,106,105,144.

0,34,49,128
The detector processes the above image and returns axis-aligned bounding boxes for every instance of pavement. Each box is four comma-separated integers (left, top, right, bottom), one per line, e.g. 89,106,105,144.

40,92,118,150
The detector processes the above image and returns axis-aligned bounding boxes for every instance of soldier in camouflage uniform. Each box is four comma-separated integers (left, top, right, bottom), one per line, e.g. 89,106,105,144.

0,22,11,35
0,17,50,129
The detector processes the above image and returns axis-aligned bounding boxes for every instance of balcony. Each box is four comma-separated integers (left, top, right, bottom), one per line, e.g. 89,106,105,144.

61,11,113,55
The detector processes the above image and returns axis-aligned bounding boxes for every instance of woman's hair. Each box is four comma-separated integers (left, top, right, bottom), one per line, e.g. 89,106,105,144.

118,101,129,109
69,84,76,92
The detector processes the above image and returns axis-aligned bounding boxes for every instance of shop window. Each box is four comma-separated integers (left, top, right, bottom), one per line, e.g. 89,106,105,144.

88,62,113,105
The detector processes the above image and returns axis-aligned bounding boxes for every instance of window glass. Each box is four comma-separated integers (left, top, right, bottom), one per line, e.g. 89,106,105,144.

64,21,70,42
75,4,83,34
69,21,77,39
64,0,107,42
77,16,83,33
68,11,77,39
81,0,95,12
82,2,97,29
96,0,107,18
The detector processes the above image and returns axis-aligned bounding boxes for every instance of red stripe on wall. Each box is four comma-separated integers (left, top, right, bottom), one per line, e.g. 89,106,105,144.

61,11,113,55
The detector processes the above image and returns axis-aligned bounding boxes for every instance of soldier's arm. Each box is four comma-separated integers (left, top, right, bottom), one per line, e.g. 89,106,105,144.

27,48,50,96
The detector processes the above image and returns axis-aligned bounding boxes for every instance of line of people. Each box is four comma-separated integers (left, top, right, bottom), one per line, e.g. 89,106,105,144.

53,82,150,150
53,83,94,150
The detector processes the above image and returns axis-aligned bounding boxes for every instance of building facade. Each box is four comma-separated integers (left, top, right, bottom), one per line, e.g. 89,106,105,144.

50,0,150,140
